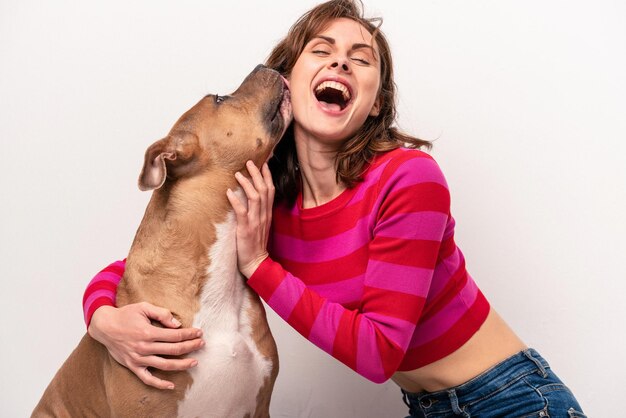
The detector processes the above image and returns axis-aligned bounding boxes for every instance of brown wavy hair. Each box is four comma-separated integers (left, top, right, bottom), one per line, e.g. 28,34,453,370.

266,0,431,206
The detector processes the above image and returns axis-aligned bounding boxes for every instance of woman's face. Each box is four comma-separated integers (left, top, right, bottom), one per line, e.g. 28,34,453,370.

288,18,381,147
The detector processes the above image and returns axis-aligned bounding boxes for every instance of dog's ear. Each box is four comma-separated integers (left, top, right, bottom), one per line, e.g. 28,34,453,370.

138,134,200,191
138,138,175,191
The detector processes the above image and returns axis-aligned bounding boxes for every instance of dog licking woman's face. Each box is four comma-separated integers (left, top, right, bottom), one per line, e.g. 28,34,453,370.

138,66,292,191
288,18,382,149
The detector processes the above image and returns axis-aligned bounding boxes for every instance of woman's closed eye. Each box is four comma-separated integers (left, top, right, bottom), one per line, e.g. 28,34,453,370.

351,56,370,65
312,50,370,65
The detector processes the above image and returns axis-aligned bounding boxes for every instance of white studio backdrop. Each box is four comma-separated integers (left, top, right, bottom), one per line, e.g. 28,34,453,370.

1,1,624,417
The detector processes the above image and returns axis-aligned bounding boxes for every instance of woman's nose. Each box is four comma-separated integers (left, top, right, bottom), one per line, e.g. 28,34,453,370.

330,60,350,72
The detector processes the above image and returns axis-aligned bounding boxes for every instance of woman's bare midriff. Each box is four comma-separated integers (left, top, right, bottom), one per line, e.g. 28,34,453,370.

391,308,527,393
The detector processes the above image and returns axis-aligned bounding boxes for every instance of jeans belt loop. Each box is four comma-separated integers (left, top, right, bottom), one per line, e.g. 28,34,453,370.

447,389,467,416
523,349,548,378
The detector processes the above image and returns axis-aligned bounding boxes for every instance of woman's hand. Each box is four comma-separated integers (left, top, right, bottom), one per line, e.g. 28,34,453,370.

226,161,275,278
87,303,204,390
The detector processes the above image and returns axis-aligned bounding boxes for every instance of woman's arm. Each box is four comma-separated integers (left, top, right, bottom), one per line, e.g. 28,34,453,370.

83,261,205,389
229,155,450,383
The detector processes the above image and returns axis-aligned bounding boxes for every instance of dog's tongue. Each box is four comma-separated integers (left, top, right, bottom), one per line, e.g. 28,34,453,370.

319,100,342,112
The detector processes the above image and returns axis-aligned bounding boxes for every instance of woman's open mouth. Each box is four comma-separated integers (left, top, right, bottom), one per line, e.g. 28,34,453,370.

314,79,352,112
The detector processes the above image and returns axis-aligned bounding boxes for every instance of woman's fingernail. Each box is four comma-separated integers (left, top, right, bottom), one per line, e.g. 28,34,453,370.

167,384,175,390
172,318,181,327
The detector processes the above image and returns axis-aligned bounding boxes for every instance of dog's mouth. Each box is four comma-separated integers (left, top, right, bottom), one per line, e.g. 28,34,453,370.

314,80,352,111
269,76,293,137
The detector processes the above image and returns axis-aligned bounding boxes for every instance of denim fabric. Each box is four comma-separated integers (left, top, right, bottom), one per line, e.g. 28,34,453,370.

401,349,585,418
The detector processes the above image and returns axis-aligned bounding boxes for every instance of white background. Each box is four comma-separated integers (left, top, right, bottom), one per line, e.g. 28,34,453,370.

1,1,625,417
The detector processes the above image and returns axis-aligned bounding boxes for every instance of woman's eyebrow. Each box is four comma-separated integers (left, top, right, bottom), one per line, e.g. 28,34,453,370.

313,35,335,44
312,35,379,59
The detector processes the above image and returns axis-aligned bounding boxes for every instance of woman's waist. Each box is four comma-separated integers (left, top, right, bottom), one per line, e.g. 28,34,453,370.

392,308,526,393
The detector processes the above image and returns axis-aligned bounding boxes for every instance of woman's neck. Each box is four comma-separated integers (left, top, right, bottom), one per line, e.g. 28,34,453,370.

294,131,346,209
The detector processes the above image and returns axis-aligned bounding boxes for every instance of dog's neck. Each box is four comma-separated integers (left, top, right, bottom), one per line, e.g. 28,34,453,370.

117,171,245,327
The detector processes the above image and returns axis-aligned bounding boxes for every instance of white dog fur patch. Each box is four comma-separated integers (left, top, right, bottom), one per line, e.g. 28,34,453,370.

177,206,272,418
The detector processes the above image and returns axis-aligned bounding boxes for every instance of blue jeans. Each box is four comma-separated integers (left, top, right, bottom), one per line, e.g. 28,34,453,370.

401,349,585,417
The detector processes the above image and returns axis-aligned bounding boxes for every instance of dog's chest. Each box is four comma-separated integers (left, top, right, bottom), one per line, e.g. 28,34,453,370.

177,211,272,417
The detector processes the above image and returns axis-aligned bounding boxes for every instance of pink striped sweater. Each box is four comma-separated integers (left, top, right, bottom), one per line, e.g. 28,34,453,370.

83,148,490,383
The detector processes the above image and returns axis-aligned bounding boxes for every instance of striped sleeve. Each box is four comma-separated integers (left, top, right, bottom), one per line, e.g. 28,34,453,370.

248,153,450,383
82,259,125,327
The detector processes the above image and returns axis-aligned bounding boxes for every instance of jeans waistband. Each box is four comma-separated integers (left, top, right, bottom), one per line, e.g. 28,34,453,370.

402,349,551,414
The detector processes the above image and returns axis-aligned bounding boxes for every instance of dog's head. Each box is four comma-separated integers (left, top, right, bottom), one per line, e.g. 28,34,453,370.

139,65,292,191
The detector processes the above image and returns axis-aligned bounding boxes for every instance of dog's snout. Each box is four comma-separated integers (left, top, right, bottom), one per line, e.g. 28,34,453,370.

250,65,280,85
237,65,283,96
220,65,291,146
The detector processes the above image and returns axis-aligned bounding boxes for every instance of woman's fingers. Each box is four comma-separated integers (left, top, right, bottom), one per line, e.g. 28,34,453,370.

130,365,176,390
246,160,267,192
246,160,268,223
139,355,199,372
262,163,275,197
226,187,249,229
138,301,183,329
227,161,274,278
235,171,260,226
148,326,203,344
131,355,197,389
262,163,275,233
143,339,205,356
88,304,205,390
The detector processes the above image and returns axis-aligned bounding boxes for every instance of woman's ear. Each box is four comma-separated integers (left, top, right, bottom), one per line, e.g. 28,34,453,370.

369,96,381,117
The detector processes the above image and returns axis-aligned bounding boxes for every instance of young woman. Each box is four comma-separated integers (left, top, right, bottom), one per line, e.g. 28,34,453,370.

84,1,585,416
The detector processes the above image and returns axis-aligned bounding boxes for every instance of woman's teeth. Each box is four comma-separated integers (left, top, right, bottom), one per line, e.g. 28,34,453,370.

315,81,351,101
314,80,351,111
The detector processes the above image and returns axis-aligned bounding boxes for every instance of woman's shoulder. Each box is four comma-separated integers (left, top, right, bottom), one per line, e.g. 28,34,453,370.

370,147,447,185
373,146,433,163
365,147,451,213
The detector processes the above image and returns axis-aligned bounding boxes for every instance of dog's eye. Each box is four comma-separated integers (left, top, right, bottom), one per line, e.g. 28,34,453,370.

215,95,225,104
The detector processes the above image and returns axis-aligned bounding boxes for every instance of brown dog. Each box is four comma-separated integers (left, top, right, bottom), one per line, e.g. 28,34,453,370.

32,65,292,418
